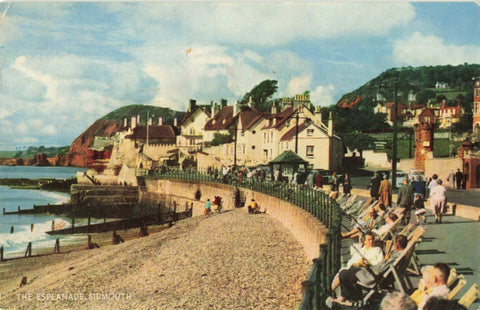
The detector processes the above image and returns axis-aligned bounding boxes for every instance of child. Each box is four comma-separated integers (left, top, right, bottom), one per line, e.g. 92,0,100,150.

414,193,426,224
204,199,211,216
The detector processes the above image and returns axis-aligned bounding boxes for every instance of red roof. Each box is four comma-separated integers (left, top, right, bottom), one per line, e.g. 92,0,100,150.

126,125,180,140
263,106,295,129
204,106,235,131
280,122,307,141
204,105,262,131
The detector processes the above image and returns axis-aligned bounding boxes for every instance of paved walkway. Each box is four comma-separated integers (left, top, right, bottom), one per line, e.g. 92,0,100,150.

341,191,480,309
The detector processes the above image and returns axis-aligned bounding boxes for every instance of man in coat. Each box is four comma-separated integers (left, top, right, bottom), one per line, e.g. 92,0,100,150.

397,178,414,225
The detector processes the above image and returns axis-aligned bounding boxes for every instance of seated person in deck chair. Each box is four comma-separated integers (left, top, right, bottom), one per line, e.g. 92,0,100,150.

342,206,386,239
410,263,450,310
331,234,408,304
372,213,398,239
331,231,384,291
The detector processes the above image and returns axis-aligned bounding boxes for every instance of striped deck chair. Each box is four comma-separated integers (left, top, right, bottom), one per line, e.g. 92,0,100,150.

458,283,480,309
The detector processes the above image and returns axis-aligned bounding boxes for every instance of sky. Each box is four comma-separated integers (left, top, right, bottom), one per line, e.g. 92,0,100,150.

1,1,480,150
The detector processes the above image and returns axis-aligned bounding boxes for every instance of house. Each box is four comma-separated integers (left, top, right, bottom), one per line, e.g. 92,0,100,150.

176,99,213,151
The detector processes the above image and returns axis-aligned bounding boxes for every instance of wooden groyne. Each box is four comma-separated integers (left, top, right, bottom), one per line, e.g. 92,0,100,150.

3,203,70,215
46,208,192,235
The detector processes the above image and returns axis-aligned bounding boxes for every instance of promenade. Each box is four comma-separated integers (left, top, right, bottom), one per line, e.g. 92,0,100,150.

347,187,480,309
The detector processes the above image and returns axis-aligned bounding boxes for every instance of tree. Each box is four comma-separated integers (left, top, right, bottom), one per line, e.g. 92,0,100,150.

240,80,278,111
210,133,233,146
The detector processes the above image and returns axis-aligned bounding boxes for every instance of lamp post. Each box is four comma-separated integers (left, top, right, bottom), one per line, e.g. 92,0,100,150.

378,76,399,188
391,78,398,189
295,111,299,153
146,111,149,146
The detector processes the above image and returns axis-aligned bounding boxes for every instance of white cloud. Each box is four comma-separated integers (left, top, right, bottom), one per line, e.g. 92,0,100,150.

311,85,336,107
111,2,415,47
285,75,312,96
0,107,13,119
393,32,480,66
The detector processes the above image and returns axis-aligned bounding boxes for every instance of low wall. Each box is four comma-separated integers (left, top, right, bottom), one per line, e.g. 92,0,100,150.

144,178,328,261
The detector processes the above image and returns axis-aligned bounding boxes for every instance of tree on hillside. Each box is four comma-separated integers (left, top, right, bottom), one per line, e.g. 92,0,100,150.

241,80,278,112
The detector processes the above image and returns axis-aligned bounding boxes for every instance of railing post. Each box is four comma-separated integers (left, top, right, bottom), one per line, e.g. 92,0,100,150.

25,242,32,258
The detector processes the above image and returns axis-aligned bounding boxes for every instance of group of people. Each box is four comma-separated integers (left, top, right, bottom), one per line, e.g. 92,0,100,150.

204,196,222,216
330,229,462,309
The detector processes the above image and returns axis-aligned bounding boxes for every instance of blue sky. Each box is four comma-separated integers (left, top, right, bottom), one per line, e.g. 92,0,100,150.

1,1,480,150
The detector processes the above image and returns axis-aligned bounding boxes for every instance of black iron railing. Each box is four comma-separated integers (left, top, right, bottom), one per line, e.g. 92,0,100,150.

149,168,341,310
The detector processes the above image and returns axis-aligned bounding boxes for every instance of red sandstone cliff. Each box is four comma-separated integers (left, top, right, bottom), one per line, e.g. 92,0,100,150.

67,119,123,167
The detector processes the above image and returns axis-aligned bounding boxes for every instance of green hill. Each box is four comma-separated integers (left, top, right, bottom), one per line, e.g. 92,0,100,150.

337,63,480,111
101,104,185,125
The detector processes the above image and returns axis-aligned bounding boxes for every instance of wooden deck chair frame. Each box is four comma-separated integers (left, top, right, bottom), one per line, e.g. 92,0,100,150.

398,223,415,237
358,239,418,304
458,283,480,308
447,268,458,287
406,226,426,276
446,274,467,300
377,214,403,242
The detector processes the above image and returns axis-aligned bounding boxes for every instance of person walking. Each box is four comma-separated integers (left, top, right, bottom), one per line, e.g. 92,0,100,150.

411,175,427,199
343,173,352,196
204,199,211,216
397,178,414,225
378,174,392,208
455,169,463,189
368,173,382,200
429,179,447,223
315,171,323,190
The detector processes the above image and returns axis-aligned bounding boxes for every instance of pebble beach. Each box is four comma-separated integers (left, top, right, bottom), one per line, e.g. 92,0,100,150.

0,208,310,309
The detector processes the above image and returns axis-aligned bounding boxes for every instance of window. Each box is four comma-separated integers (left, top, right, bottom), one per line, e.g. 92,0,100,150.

307,129,314,136
306,145,314,156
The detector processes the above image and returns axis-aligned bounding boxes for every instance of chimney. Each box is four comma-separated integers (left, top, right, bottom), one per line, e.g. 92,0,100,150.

189,99,196,111
158,116,163,126
271,102,277,114
148,117,152,126
442,100,446,109
248,96,253,108
174,118,178,127
211,103,216,117
136,114,140,125
221,98,227,108
328,112,333,137
131,116,137,129
234,101,239,115
124,117,127,127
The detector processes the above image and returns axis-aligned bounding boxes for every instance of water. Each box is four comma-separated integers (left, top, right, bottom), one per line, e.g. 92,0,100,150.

0,166,87,257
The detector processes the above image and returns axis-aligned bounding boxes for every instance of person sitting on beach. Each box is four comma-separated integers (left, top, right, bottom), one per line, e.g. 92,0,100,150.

213,196,222,213
247,199,261,214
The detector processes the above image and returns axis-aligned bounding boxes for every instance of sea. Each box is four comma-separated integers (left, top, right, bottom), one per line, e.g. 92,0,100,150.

0,166,87,258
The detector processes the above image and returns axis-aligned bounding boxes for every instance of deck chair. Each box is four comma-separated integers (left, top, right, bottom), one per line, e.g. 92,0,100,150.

358,239,418,304
458,283,480,308
376,214,403,242
447,268,458,287
406,226,426,276
446,274,467,300
398,223,415,237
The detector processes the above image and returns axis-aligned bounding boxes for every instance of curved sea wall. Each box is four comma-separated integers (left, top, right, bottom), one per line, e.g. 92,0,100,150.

143,178,328,260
